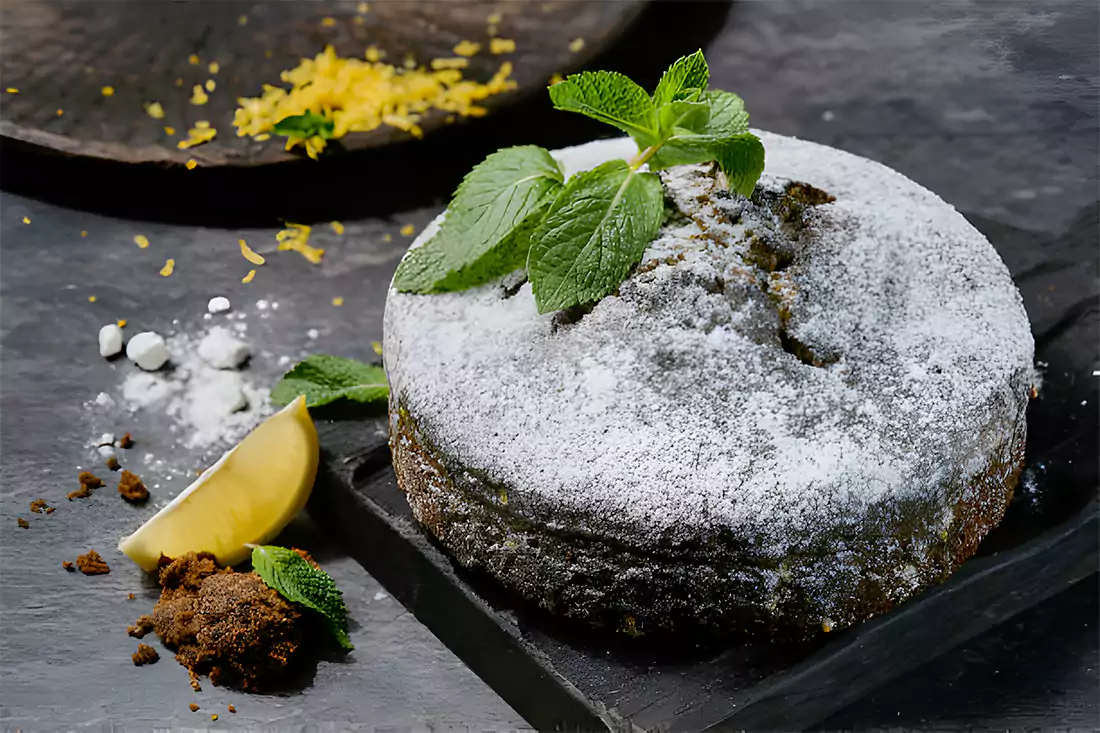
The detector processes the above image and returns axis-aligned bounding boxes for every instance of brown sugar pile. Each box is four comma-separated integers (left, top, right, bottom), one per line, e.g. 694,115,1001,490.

30,499,50,514
76,550,110,575
118,432,135,449
132,644,159,666
149,552,306,691
17,517,29,529
62,561,75,571
128,615,155,638
68,471,104,500
117,470,149,503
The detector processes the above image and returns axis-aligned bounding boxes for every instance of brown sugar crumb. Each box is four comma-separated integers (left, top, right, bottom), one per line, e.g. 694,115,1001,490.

118,432,135,449
45,506,56,514
118,470,149,503
189,703,200,712
128,614,155,638
76,550,110,575
17,517,29,529
150,552,306,691
30,499,49,514
227,704,236,714
62,561,75,571
69,471,105,500
132,643,159,665
128,592,135,600
189,669,202,691
105,455,121,471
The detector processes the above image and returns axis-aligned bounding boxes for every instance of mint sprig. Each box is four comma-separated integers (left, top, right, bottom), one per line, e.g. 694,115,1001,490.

273,111,335,140
271,354,388,408
392,51,765,313
251,545,353,651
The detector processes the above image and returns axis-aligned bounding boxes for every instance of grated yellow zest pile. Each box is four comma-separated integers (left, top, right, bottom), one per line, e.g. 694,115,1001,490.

233,45,517,159
178,121,216,150
276,224,324,264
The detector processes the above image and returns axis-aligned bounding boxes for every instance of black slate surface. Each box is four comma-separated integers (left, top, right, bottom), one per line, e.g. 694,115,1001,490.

1,1,1098,730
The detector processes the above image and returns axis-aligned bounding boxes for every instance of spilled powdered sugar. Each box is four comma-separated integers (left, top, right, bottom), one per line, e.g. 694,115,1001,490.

384,134,1035,552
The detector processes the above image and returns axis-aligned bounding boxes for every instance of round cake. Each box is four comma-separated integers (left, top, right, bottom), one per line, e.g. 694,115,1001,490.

383,133,1034,638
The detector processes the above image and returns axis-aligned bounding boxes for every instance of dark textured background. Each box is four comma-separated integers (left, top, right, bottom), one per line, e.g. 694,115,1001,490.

1,1,1097,730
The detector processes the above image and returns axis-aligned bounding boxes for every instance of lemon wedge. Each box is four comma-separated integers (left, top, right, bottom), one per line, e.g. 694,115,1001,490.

119,396,319,571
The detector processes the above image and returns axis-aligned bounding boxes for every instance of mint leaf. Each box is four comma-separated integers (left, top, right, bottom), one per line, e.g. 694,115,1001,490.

647,91,753,171
652,50,709,108
549,71,659,149
716,133,766,197
273,111,334,139
528,160,663,314
251,545,353,651
658,100,710,137
393,146,562,293
271,355,387,408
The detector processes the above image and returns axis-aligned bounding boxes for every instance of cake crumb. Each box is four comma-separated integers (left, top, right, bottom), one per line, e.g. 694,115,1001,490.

105,455,121,471
69,471,104,500
132,644,159,665
76,550,110,575
30,499,49,514
128,614,155,638
118,432,134,449
63,561,74,571
189,703,200,712
17,517,29,529
118,470,150,503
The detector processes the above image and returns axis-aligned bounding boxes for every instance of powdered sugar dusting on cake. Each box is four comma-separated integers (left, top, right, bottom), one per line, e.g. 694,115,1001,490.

384,134,1033,552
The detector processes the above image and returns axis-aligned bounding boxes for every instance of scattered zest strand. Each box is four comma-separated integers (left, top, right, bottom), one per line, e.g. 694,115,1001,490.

190,85,209,105
330,221,345,235
160,259,175,277
101,85,115,97
276,224,324,264
242,269,257,284
134,235,150,248
399,223,416,236
239,239,266,265
332,296,344,307
145,102,165,119
185,159,198,170
178,121,216,149
490,38,516,55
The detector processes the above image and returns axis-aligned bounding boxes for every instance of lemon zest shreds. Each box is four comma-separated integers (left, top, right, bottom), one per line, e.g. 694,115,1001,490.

164,125,176,135
190,85,209,105
205,79,216,92
208,61,220,74
358,2,369,12
549,72,564,86
487,12,502,24
365,46,385,62
56,108,64,116
88,295,97,303
382,233,392,242
242,269,256,284
101,85,115,97
6,88,18,94
134,234,150,249
490,38,516,54
22,216,30,224
276,224,324,264
371,340,383,355
145,101,165,119
81,230,88,237
453,40,480,57
403,55,418,70
569,37,586,53
178,121,217,149
431,57,468,71
330,221,345,235
189,54,200,66
233,46,517,157
160,259,175,277
399,223,416,236
238,15,248,25
117,319,127,328
253,133,270,141
185,159,198,170
321,17,336,27
332,296,344,306
239,238,266,265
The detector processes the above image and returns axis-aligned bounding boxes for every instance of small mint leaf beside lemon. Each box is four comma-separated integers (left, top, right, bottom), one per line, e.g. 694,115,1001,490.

251,545,353,651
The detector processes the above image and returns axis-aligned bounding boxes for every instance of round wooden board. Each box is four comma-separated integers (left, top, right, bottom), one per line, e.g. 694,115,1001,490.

0,0,646,167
